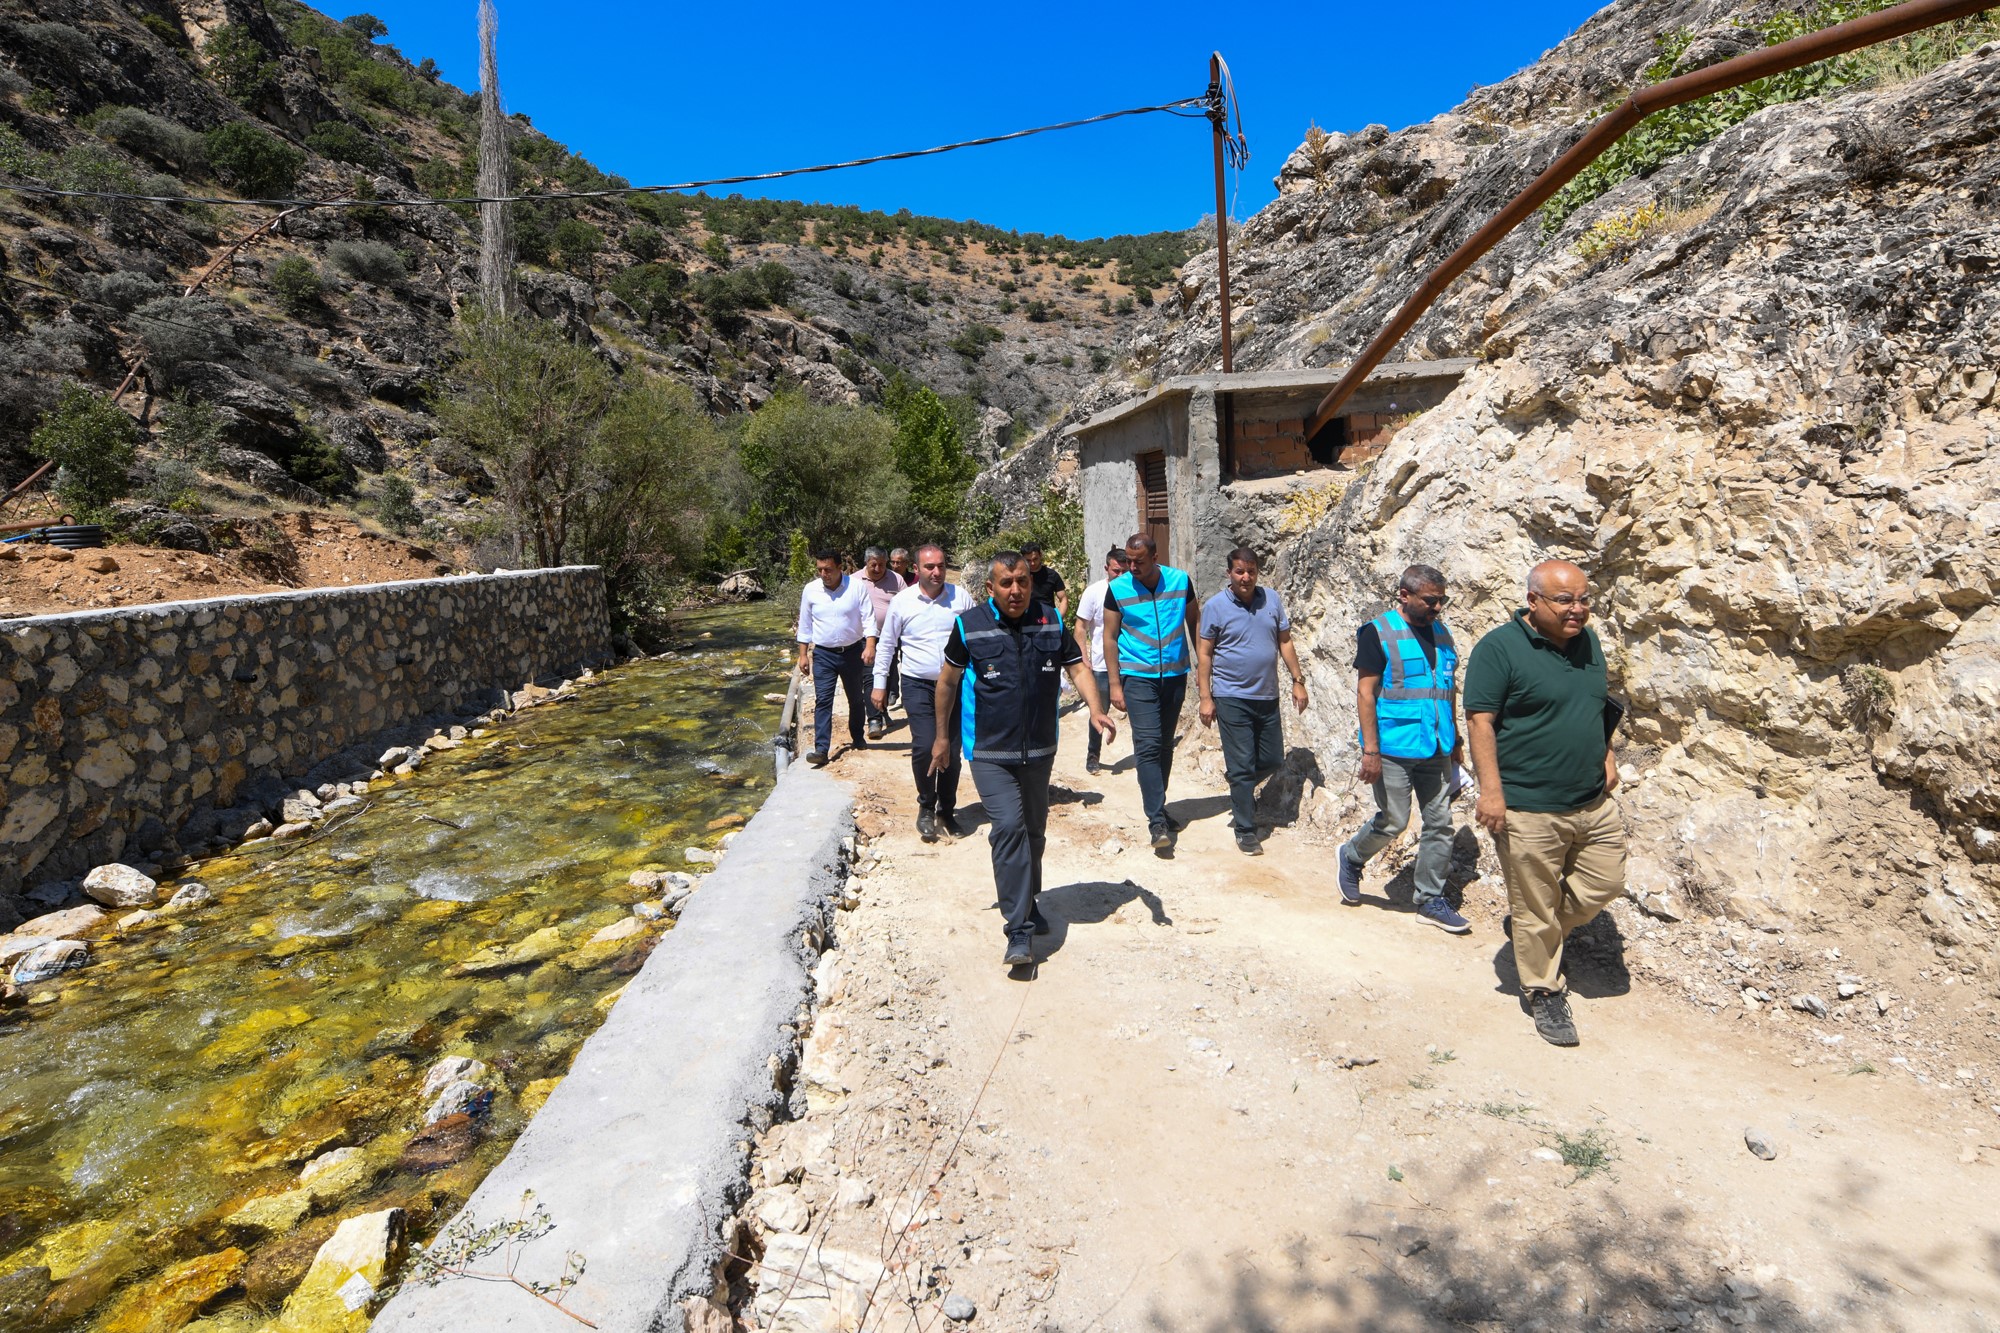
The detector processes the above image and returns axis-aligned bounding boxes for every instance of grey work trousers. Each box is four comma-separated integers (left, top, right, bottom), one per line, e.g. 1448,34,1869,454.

1341,752,1454,905
970,757,1052,944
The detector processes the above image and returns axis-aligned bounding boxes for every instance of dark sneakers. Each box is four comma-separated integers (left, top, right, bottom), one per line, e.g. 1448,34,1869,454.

1416,898,1471,934
1337,848,1363,905
938,812,968,839
1149,821,1174,851
1236,831,1262,856
1003,938,1034,967
917,809,938,843
1530,989,1580,1047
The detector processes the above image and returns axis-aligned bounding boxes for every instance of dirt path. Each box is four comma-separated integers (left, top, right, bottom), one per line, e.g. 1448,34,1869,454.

741,698,2000,1333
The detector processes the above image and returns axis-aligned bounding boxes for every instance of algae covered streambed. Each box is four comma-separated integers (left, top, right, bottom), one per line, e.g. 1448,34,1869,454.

0,604,792,1330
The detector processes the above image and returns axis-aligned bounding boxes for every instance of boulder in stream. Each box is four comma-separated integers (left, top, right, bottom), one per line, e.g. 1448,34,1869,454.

268,1208,405,1332
418,1056,490,1101
12,905,114,939
81,864,158,908
423,1079,494,1125
162,883,214,913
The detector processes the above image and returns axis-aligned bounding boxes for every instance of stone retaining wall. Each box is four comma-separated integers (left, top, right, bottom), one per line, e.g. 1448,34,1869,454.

0,568,611,901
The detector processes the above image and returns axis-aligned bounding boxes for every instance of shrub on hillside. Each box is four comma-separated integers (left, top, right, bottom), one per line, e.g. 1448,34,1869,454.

156,391,221,466
204,122,304,198
85,106,207,172
32,382,137,514
327,239,405,285
553,217,603,273
608,262,686,325
377,473,420,534
286,424,353,495
84,270,165,313
737,391,908,558
269,255,324,312
306,120,382,169
204,24,276,102
625,223,663,262
132,296,237,381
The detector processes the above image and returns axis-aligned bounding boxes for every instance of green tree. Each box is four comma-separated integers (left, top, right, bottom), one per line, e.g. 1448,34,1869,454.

156,391,221,465
205,121,305,198
341,13,389,40
571,378,722,609
737,391,907,559
433,311,614,569
884,379,978,542
204,24,275,102
377,473,420,534
32,383,137,513
552,217,603,274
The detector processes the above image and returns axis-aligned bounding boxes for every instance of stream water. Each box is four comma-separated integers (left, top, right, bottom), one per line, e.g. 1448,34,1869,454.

0,603,791,1331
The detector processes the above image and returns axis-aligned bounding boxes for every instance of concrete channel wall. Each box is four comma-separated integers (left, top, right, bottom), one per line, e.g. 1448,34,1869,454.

0,568,611,900
374,763,854,1332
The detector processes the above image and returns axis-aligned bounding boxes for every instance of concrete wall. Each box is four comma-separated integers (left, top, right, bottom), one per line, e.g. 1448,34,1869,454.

0,569,611,899
374,763,854,1333
1077,394,1206,593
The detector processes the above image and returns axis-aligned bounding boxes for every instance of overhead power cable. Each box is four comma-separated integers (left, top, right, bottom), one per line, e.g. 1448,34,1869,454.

0,95,1212,211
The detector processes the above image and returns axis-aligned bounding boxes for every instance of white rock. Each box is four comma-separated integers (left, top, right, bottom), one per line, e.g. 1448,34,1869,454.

242,818,274,840
162,882,214,912
117,909,158,931
270,821,313,841
81,863,159,908
420,1055,490,1101
300,1146,365,1184
378,746,413,768
13,904,113,938
832,1176,876,1209
752,1186,811,1234
424,1078,493,1124
590,916,643,944
685,847,719,865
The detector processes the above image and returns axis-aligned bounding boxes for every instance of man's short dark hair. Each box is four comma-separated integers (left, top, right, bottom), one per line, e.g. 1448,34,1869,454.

1105,546,1130,563
1019,541,1043,556
915,543,945,563
1399,564,1446,594
1228,547,1261,570
988,549,1029,572
1125,533,1157,555
812,548,842,564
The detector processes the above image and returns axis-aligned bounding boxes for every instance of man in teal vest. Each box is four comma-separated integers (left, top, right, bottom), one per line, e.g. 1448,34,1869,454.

1336,564,1470,933
1101,533,1200,852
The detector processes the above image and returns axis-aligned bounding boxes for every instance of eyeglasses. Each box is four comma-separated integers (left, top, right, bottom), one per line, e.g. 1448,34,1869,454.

1401,592,1447,607
1531,592,1592,609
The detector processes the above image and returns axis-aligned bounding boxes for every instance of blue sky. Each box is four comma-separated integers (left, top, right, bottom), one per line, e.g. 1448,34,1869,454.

352,1,1606,239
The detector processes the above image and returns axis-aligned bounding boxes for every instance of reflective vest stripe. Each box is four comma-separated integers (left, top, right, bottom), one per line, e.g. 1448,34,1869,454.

1362,609,1458,758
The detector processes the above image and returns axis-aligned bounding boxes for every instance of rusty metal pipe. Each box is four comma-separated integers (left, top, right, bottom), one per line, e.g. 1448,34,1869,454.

1304,0,1995,439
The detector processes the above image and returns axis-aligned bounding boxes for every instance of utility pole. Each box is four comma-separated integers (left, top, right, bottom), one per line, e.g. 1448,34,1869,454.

1207,53,1231,373
477,0,514,315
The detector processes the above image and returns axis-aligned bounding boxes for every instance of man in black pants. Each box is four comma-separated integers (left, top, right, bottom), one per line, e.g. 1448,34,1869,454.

933,551,1115,967
871,544,975,841
795,549,874,766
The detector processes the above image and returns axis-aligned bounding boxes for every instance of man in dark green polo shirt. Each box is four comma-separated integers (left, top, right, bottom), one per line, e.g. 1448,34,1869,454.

1463,559,1624,1048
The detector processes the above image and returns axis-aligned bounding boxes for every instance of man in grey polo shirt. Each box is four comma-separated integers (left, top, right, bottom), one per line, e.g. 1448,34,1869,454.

1196,547,1308,855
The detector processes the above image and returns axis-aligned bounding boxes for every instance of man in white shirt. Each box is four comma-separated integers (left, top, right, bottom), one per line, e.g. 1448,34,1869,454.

1073,545,1130,776
857,546,906,740
871,544,975,841
796,549,876,766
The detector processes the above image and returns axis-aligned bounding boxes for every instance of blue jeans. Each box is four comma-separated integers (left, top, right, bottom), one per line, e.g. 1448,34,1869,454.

810,642,867,756
1214,696,1283,834
1121,673,1187,828
1342,752,1453,905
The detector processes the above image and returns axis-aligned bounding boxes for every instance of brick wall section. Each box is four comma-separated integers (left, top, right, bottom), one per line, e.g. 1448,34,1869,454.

0,568,611,897
1228,412,1406,477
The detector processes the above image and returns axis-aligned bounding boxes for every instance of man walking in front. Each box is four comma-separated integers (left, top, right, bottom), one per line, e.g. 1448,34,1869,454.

795,550,874,767
1022,541,1068,618
1102,533,1199,852
857,546,905,739
1465,559,1625,1047
1073,545,1129,776
1336,564,1471,934
934,551,1115,967
872,544,975,842
1197,548,1308,856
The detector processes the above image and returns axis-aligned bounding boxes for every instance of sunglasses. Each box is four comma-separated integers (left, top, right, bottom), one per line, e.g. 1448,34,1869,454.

1401,592,1447,607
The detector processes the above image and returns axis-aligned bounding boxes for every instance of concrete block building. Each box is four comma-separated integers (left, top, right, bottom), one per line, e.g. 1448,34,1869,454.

1071,360,1474,588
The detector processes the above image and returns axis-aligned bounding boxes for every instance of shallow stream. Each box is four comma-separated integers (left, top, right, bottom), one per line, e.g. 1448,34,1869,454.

0,603,790,1330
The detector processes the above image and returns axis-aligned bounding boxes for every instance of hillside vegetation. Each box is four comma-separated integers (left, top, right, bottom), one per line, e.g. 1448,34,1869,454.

0,0,1192,617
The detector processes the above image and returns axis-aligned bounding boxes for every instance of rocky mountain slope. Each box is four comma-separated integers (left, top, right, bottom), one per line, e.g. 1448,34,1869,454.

979,0,2000,990
0,0,1186,550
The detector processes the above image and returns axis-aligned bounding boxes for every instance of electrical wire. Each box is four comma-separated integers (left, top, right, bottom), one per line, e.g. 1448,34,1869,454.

0,95,1213,212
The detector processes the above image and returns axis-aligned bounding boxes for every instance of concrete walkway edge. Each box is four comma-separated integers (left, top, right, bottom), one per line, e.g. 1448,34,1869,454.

374,763,853,1331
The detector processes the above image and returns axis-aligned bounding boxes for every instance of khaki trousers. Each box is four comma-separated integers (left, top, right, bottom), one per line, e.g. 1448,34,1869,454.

1492,794,1627,994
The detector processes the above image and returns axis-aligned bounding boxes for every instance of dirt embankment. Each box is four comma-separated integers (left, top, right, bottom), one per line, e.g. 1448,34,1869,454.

730,696,2000,1333
0,512,458,618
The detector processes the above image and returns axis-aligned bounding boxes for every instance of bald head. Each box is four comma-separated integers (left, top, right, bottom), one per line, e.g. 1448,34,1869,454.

1525,560,1591,642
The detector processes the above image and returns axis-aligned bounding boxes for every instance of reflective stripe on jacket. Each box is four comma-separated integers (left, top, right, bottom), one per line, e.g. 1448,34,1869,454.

1363,609,1458,759
958,600,1069,763
1108,565,1193,678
